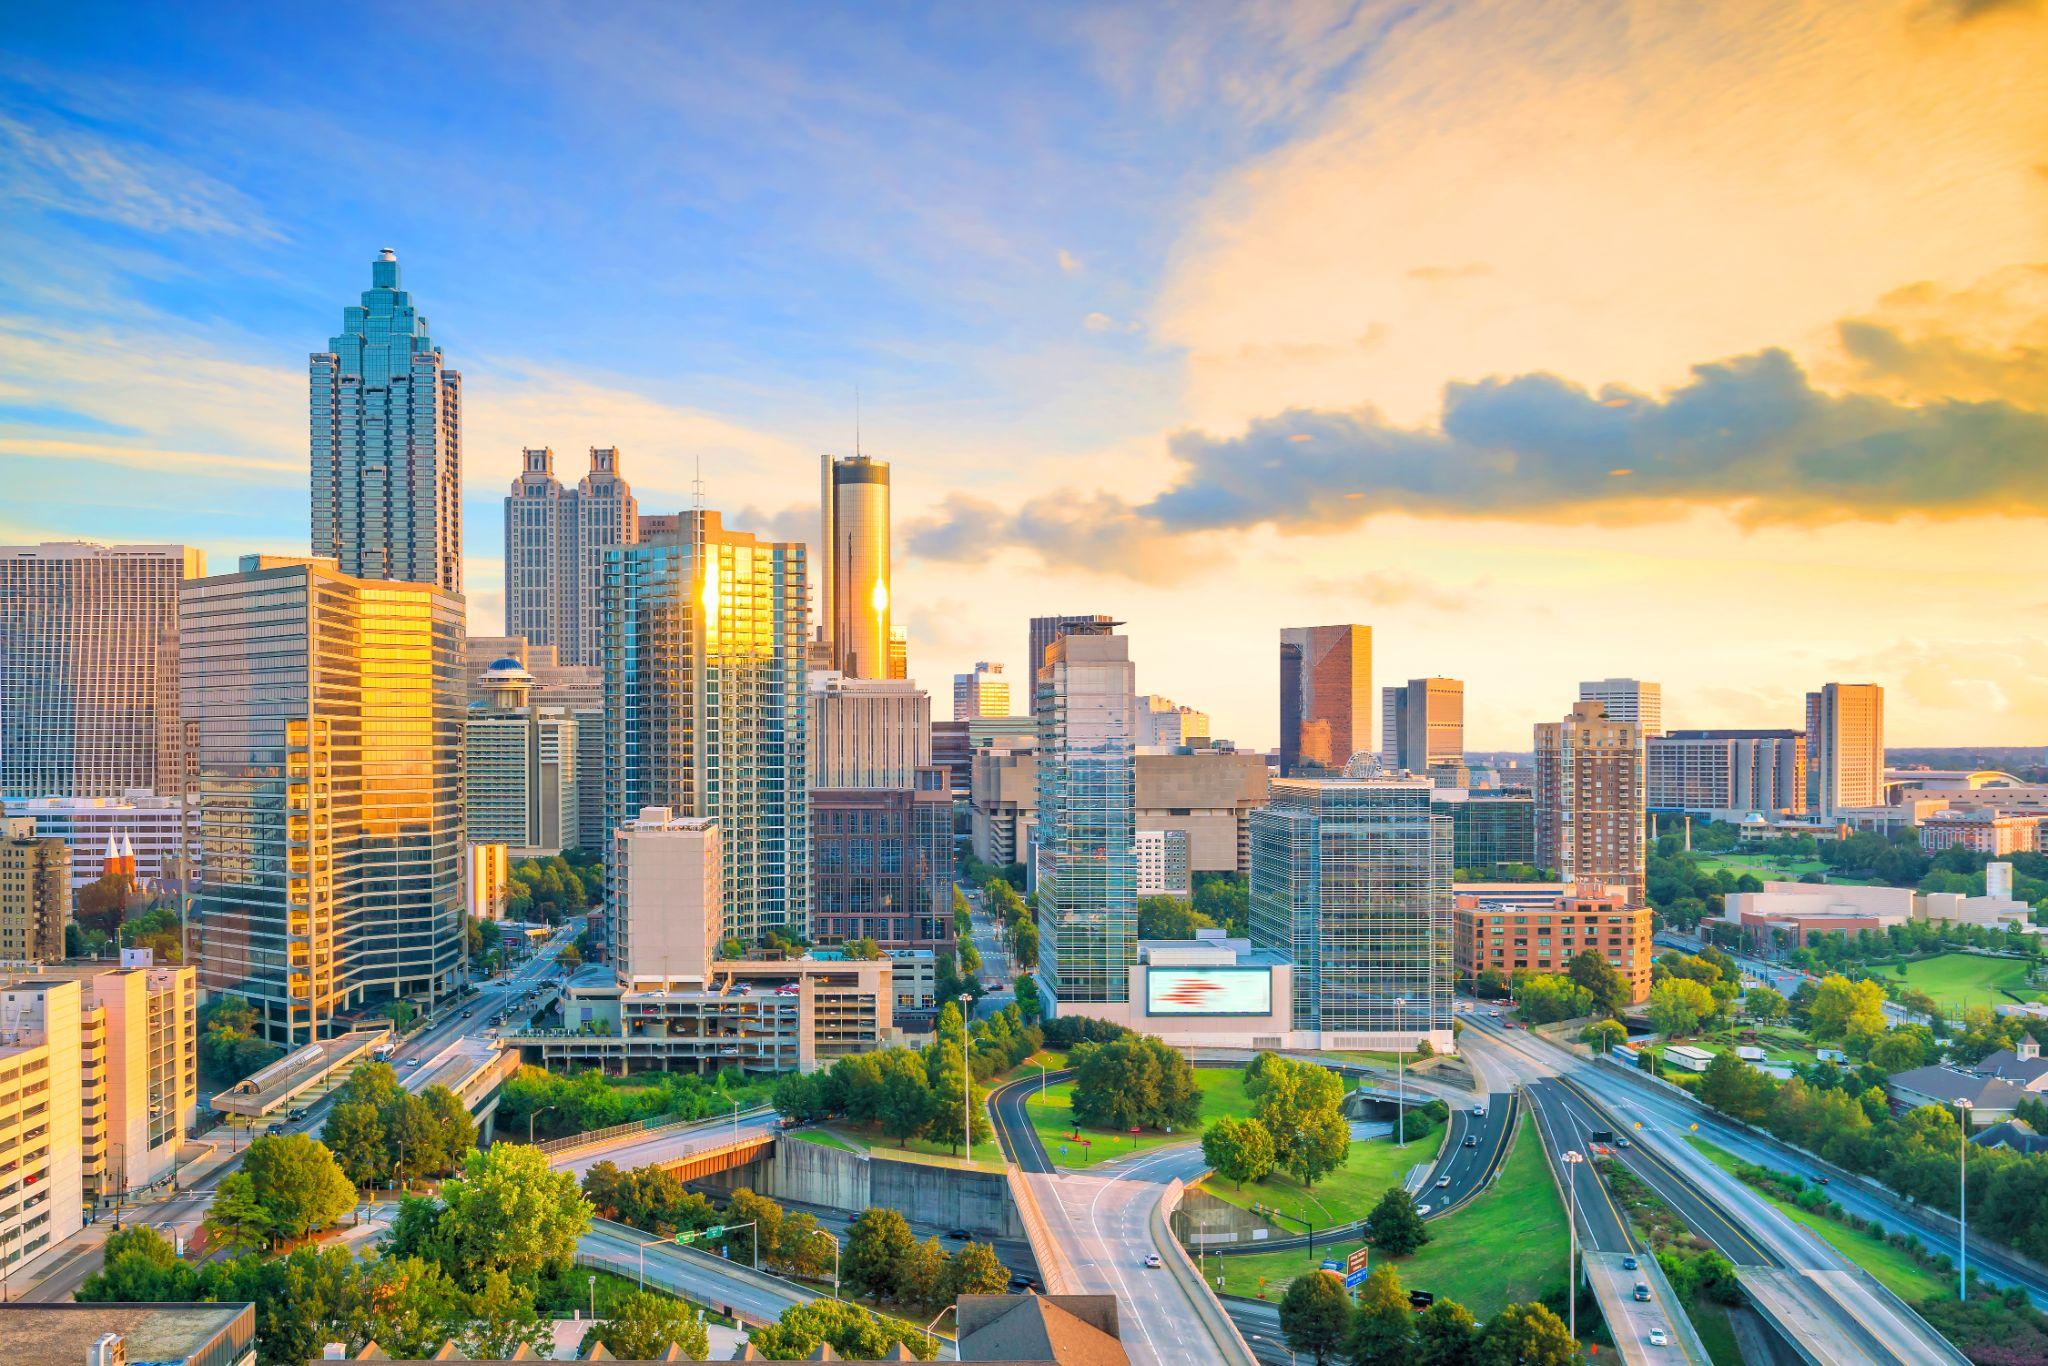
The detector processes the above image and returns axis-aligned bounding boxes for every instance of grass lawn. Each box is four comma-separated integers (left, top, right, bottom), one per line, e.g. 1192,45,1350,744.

1687,1138,1949,1303
1196,1128,1426,1230
1884,953,2047,1012
1025,1068,1252,1169
792,1130,860,1153
1688,1298,1744,1366
1212,1117,1567,1321
814,1123,1005,1168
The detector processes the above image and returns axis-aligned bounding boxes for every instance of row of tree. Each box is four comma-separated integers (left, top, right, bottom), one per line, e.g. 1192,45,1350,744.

772,1001,1021,1152
503,849,603,922
1278,1260,1579,1366
1069,1033,1202,1131
841,1207,1010,1312
497,1061,762,1142
318,1062,476,1187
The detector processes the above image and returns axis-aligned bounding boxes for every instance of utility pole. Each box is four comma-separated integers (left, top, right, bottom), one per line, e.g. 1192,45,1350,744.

1562,1149,1585,1342
959,993,975,1158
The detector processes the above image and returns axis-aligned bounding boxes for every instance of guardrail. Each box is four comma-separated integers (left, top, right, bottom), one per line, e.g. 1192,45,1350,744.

1003,1162,1078,1294
538,1105,776,1159
1155,1177,1260,1366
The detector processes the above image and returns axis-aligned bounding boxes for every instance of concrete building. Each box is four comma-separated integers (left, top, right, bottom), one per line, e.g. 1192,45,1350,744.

1806,683,1885,815
463,843,509,922
971,747,1268,874
1053,933,1299,1048
1381,677,1464,773
183,556,466,1044
1036,628,1138,1012
310,249,461,594
1920,808,2040,857
3,792,187,891
819,454,893,679
1135,828,1192,896
1249,776,1454,1051
1648,730,1806,815
461,636,601,709
0,1304,254,1366
1535,699,1646,906
464,659,580,857
1579,678,1662,738
1721,882,1916,946
931,719,973,806
1430,789,1538,872
1278,624,1372,776
811,772,954,953
1453,882,1652,1003
808,673,931,789
0,542,203,801
503,446,639,667
0,976,84,1273
1137,695,1211,751
604,512,809,945
1027,614,1118,678
0,819,70,963
610,808,722,990
953,661,1010,721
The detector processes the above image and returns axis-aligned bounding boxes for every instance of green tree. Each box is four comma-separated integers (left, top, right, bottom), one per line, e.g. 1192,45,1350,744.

1364,1186,1429,1256
878,1059,940,1146
1348,1261,1415,1366
1137,895,1216,940
777,1212,835,1281
748,1299,938,1360
321,1101,388,1189
1516,973,1595,1025
1254,1058,1350,1188
1578,1019,1626,1055
357,1255,468,1359
214,1133,356,1248
1415,1298,1482,1366
1695,1049,1776,1124
946,1239,1009,1297
899,1237,954,1314
1808,973,1888,1042
581,1289,709,1360
726,1188,784,1267
1202,1113,1276,1188
77,1226,200,1302
1646,977,1715,1038
461,1269,552,1359
1277,1270,1353,1366
1070,1035,1202,1131
1567,951,1629,1018
1744,984,1789,1024
844,1207,916,1300
1478,1301,1580,1366
431,1142,591,1288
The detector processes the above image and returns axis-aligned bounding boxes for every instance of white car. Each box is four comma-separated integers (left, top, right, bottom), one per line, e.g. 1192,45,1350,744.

1470,1106,1485,1117
1435,1176,1451,1189
1142,1254,1163,1269
1649,1329,1669,1347
1415,1204,1432,1216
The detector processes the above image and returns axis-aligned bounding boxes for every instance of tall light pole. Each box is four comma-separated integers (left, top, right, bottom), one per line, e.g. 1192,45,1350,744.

1395,996,1408,1147
1955,1098,1973,1300
529,1104,557,1146
1562,1149,1585,1342
959,993,975,1159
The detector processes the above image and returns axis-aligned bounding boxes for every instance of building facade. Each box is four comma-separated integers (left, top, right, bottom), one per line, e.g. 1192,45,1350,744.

819,455,893,679
1135,828,1191,896
1646,730,1806,814
603,512,809,945
1920,808,2040,857
182,555,466,1044
503,446,640,667
1380,677,1464,773
1278,624,1372,776
610,807,722,990
309,249,462,594
971,747,1269,874
952,662,1010,721
1579,678,1663,738
1035,630,1138,1010
1137,696,1211,751
463,659,580,857
0,819,70,963
3,793,188,891
808,674,931,789
1806,683,1885,815
1248,777,1453,1050
1534,700,1646,906
0,543,203,801
1027,615,1118,678
810,773,954,952
0,978,84,1269
1430,789,1537,871
1452,883,1653,1003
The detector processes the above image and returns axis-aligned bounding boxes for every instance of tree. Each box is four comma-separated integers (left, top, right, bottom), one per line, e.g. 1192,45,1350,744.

946,1240,1009,1297
1696,1050,1776,1124
878,1060,940,1146
77,1226,200,1302
777,1212,835,1281
844,1208,916,1300
1808,974,1888,1042
1364,1186,1429,1256
1646,977,1716,1039
1277,1270,1353,1366
899,1237,953,1315
1070,1035,1201,1131
1578,1020,1626,1055
1202,1113,1276,1188
727,1188,784,1267
1253,1057,1350,1188
581,1290,709,1360
1415,1298,1482,1366
322,1101,388,1189
774,1071,832,1123
431,1142,591,1288
1516,973,1595,1025
748,1299,938,1361
225,1133,357,1247
1137,895,1216,941
1744,984,1789,1025
1348,1261,1416,1366
1478,1301,1579,1366
462,1269,551,1359
1567,952,1628,1018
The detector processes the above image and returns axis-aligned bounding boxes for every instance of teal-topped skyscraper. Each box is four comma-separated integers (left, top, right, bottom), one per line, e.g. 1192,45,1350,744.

311,249,463,594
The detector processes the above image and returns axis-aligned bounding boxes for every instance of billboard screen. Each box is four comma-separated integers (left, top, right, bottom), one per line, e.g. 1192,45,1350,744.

1145,967,1273,1017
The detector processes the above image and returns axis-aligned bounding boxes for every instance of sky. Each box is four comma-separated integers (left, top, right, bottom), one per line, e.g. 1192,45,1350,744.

4,0,2046,751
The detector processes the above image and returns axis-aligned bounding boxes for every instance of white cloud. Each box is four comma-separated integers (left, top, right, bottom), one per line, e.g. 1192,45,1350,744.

1057,248,1083,275
0,111,279,239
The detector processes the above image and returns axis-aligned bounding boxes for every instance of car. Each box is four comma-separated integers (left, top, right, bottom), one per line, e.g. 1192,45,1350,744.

1415,1204,1433,1216
1435,1176,1451,1189
1649,1329,1669,1347
1470,1106,1485,1117
945,1228,970,1241
1633,1283,1651,1303
1621,1255,1638,1271
462,1009,474,1018
1142,1254,1162,1269
1462,1136,1478,1148
1616,1136,1631,1149
1817,1176,1830,1185
287,1107,307,1121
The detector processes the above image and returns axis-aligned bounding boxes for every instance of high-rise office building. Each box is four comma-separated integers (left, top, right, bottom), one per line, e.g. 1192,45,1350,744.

1380,677,1464,772
808,674,931,789
1647,730,1806,814
0,543,203,800
1278,625,1372,776
819,455,893,679
811,769,954,952
0,819,71,963
183,555,466,1044
1579,678,1662,738
1028,615,1119,678
464,658,580,856
504,446,639,667
1534,700,1646,905
610,807,722,990
1137,695,1211,751
1429,789,1537,871
1806,683,1885,815
1035,629,1137,1009
953,662,1011,721
310,249,462,594
1248,777,1453,1048
603,512,809,945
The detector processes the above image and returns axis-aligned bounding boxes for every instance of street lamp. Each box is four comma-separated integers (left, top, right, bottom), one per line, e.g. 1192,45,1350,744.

1955,1099,1973,1300
1562,1150,1585,1342
813,1227,842,1299
959,993,975,1159
528,1104,557,1146
588,1273,597,1323
1394,997,1408,1147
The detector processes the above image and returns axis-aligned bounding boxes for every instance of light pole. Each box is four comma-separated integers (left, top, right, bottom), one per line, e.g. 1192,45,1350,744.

588,1273,597,1323
1395,996,1408,1147
814,1227,842,1299
732,1098,742,1148
529,1104,557,1146
1955,1099,1973,1300
959,993,975,1159
1562,1149,1585,1342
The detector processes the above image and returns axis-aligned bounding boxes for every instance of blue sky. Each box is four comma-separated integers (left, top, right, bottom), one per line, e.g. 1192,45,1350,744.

6,1,2047,746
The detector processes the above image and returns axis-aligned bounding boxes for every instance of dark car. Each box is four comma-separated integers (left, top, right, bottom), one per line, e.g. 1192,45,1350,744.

1633,1283,1651,1303
945,1228,970,1241
1622,1255,1638,1271
1462,1136,1478,1148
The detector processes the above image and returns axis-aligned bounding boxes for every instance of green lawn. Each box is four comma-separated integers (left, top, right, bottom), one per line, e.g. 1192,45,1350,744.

1688,1298,1744,1366
815,1123,1004,1167
1212,1117,1568,1321
792,1130,860,1153
1196,1127,1425,1230
1884,953,2047,1012
1687,1138,1949,1303
1025,1068,1251,1169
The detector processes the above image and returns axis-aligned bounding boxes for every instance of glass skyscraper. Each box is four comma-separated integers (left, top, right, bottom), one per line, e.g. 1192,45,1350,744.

310,249,463,594
182,555,466,1045
1034,628,1137,1007
1250,776,1453,1045
819,454,893,679
1278,624,1372,777
603,512,809,945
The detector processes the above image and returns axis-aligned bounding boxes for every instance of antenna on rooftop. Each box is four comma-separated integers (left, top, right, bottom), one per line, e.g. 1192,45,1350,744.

692,455,705,510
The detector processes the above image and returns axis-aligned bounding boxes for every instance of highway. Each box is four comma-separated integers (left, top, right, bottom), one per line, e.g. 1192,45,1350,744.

549,1108,782,1179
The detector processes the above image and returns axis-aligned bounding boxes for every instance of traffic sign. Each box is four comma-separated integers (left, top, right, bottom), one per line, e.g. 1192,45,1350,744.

1346,1246,1371,1274
1320,1259,1343,1273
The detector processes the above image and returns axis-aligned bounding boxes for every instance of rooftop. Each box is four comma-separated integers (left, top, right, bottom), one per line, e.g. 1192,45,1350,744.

0,1302,253,1366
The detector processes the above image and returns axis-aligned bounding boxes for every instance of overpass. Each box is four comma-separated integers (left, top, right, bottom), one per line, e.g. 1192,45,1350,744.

547,1107,783,1180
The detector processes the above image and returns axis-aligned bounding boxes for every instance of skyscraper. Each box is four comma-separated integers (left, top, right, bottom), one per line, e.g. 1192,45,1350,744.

808,674,931,789
183,555,466,1044
604,512,809,945
310,249,462,593
1647,730,1805,814
1534,699,1646,905
0,543,203,801
1249,777,1453,1048
0,817,72,962
1805,683,1885,815
1028,614,1119,679
1579,678,1663,738
819,454,892,678
1278,625,1372,776
1035,628,1137,1010
504,446,640,666
464,658,580,856
952,662,1010,721
1379,677,1464,773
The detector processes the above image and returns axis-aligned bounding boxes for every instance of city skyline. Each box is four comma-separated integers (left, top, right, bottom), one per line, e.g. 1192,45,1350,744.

6,2,2048,752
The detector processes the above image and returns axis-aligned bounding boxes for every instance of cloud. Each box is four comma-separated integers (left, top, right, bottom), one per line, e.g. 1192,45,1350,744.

1407,263,1492,284
904,339,2048,578
1057,249,1083,275
1303,570,1475,611
1082,311,1117,332
0,111,277,239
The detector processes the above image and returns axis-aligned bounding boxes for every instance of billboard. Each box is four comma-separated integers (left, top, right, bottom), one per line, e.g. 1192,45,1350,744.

1145,966,1273,1017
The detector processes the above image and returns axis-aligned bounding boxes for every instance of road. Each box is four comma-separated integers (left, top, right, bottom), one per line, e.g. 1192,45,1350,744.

960,882,1016,1019
549,1108,782,1180
1653,932,1918,1026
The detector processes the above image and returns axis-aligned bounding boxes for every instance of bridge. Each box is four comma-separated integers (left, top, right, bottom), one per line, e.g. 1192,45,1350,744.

211,1027,391,1118
547,1107,783,1180
407,1036,524,1129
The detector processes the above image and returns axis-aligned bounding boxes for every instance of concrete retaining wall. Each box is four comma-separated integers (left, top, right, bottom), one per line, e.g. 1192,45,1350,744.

688,1138,1026,1240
